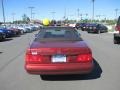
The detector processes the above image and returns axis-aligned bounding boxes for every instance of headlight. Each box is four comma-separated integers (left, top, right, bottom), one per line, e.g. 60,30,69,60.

8,31,10,33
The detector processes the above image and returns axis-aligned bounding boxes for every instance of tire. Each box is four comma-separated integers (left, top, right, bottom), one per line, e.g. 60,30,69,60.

97,30,100,34
114,34,120,44
114,38,118,44
87,31,90,33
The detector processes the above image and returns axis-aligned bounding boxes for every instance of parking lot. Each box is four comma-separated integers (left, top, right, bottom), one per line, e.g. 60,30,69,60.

0,30,120,90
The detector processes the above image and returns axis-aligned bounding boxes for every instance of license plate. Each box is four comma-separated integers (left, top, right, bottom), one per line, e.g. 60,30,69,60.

52,55,66,63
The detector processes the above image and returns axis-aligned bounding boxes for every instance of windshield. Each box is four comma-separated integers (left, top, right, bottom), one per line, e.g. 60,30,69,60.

35,27,82,42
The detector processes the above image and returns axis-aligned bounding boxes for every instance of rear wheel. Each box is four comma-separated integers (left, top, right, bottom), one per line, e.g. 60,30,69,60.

2,35,6,40
87,30,90,33
114,38,118,44
114,34,120,44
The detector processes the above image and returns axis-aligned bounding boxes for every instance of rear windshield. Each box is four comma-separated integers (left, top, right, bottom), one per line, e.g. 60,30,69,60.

35,28,82,42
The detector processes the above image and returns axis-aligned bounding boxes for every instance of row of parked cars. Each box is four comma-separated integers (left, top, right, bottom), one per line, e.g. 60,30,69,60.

0,24,42,41
75,23,108,34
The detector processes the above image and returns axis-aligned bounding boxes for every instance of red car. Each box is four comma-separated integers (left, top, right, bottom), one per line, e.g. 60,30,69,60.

25,27,94,75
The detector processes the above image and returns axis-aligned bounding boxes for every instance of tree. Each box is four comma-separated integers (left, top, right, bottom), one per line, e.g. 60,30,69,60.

22,14,30,24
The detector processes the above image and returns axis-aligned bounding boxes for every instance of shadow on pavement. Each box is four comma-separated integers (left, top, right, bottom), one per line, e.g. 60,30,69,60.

0,52,3,54
0,38,13,42
40,59,102,81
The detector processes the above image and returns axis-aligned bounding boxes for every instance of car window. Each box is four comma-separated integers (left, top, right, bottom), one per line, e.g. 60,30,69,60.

35,28,82,42
117,16,120,26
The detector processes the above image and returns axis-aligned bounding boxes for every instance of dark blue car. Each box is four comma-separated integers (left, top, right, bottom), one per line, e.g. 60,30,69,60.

75,23,89,31
87,23,108,34
0,28,16,38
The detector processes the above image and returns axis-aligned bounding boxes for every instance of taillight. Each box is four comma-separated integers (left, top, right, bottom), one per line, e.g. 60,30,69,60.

93,27,96,29
77,54,93,62
25,50,43,64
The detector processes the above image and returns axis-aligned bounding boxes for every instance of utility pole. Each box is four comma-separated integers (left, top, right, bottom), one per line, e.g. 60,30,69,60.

64,8,66,20
12,13,15,23
32,13,35,20
51,12,56,20
1,0,6,25
115,9,119,20
77,8,80,22
28,7,35,21
92,0,95,22
80,14,82,20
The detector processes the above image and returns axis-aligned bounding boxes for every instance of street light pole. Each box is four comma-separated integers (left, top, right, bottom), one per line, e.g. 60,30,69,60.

77,8,80,22
80,14,82,20
1,0,6,24
28,7,35,21
12,13,15,23
115,9,119,20
51,12,56,20
92,0,95,22
32,13,35,20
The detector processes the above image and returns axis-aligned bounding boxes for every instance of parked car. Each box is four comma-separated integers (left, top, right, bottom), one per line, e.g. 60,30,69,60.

87,23,108,34
7,27,22,35
114,16,120,44
75,23,89,31
17,25,29,33
0,32,6,41
0,28,16,37
25,26,94,75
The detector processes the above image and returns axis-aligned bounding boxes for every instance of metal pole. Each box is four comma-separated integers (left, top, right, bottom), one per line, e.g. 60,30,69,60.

64,7,67,24
115,9,119,20
51,12,56,20
1,0,6,24
77,8,80,22
28,7,34,21
32,13,35,20
80,14,82,20
92,0,95,22
12,13,15,23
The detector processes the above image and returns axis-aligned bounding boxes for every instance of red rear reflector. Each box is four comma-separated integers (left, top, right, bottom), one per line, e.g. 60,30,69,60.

77,54,92,62
26,54,43,63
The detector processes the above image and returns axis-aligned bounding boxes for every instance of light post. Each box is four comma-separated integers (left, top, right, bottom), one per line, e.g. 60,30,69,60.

77,8,80,22
115,9,119,20
92,0,95,22
51,12,56,20
12,13,15,23
28,7,35,21
32,13,35,20
1,0,6,24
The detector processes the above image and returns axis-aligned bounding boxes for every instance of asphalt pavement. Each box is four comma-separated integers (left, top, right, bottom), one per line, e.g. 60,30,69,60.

0,30,120,90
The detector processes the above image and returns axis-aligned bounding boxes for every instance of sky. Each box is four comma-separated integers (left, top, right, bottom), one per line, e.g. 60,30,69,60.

0,0,120,22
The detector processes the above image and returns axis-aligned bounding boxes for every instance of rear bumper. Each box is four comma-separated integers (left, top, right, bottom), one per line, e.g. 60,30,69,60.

114,33,120,37
25,61,94,75
88,29,98,33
